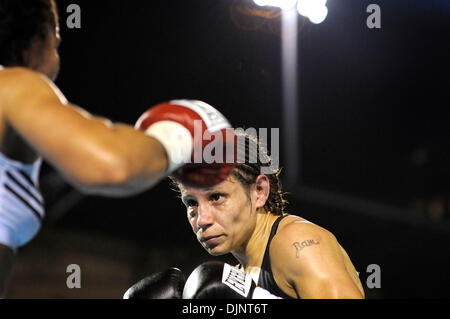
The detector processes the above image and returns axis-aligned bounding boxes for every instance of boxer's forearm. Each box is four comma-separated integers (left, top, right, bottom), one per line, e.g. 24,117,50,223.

70,124,169,197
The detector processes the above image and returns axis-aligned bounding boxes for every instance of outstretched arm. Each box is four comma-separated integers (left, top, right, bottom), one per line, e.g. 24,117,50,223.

0,67,168,197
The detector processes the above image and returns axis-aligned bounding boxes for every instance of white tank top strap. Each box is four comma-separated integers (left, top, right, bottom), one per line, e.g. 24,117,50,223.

0,65,4,70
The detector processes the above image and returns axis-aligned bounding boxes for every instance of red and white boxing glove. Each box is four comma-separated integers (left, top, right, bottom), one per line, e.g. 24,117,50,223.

135,100,236,188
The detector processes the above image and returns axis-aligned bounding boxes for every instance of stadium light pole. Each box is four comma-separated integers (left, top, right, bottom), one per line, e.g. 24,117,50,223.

253,0,328,188
281,8,300,189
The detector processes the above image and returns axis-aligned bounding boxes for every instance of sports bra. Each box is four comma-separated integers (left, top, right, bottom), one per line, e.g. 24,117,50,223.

257,215,295,299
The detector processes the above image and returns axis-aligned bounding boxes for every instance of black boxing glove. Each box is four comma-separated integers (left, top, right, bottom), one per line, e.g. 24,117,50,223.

123,267,186,299
182,261,281,299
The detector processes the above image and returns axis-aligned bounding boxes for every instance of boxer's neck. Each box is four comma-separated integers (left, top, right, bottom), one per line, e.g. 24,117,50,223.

232,211,279,269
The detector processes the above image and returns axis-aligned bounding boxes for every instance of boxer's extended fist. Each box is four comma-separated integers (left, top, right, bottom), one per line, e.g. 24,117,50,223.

135,100,236,188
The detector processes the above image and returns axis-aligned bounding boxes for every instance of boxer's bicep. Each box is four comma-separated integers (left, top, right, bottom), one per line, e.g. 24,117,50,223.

272,223,363,299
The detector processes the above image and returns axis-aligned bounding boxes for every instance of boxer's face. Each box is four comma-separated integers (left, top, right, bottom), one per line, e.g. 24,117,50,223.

28,26,61,81
180,175,259,256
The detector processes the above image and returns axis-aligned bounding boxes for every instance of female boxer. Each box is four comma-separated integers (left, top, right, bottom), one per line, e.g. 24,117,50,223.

174,131,365,299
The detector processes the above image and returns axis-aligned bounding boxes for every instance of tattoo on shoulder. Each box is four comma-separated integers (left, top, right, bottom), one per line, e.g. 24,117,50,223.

292,240,320,258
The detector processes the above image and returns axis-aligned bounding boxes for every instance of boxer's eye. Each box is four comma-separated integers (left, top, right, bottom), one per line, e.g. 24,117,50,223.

209,193,226,202
182,194,198,208
186,199,198,208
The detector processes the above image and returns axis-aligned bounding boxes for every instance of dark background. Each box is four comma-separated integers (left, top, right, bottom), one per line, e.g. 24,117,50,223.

7,0,450,298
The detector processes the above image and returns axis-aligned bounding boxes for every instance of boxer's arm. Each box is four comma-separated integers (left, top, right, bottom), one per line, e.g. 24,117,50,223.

0,67,168,196
271,223,364,299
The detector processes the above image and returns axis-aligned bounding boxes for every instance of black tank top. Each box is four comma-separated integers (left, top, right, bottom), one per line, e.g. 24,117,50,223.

257,215,296,299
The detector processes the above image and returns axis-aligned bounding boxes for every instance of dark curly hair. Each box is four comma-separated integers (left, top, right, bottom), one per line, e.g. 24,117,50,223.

0,0,58,67
171,129,288,216
231,129,288,216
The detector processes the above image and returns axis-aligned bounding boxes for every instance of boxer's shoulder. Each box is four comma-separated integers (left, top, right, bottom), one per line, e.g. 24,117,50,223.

269,218,341,291
270,215,337,260
0,67,40,98
0,66,34,80
0,67,64,112
0,67,53,91
277,215,332,237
